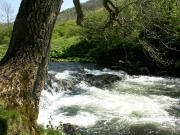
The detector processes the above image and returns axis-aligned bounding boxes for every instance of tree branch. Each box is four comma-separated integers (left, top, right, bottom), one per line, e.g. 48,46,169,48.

73,0,84,26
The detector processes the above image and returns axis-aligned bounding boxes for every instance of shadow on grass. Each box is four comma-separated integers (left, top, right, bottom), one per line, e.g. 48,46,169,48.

0,118,7,135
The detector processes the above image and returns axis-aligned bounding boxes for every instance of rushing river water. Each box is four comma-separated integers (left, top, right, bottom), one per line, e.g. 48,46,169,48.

38,62,180,135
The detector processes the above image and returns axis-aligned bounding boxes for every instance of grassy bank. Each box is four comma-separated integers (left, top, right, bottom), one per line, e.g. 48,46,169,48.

50,36,93,62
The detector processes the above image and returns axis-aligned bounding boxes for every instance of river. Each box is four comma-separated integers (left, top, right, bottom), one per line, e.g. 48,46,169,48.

37,62,180,135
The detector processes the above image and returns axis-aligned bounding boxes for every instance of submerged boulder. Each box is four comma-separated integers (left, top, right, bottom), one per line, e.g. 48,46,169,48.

72,73,122,87
46,73,122,91
56,79,75,91
46,74,76,91
85,74,122,87
71,73,86,83
46,73,57,88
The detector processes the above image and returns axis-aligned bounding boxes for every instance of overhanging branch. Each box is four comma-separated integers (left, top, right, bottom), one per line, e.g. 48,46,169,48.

73,0,84,26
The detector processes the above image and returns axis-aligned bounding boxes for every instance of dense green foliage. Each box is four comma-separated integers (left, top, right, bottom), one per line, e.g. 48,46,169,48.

0,0,179,68
75,9,147,65
58,0,180,67
137,0,180,65
50,20,90,62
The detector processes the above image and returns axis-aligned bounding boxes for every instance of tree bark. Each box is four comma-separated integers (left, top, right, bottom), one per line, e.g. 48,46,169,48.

73,0,84,26
0,0,62,134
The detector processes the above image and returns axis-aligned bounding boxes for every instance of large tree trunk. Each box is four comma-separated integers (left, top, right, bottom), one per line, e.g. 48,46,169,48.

0,0,62,134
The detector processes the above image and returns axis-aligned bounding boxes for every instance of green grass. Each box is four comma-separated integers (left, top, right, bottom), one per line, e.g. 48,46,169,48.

50,36,86,62
0,44,8,60
0,100,20,135
0,36,83,62
51,36,81,54
0,38,93,63
50,36,95,62
39,125,64,135
0,20,93,63
51,57,94,63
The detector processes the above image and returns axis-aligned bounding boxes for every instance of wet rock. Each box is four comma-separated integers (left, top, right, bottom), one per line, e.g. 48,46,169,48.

46,74,76,91
72,73,122,87
71,73,86,82
56,79,75,91
63,123,82,135
85,74,122,87
47,74,57,88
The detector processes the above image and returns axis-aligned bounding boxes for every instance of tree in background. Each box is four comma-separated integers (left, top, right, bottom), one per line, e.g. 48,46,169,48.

78,0,180,66
0,0,14,26
137,0,180,66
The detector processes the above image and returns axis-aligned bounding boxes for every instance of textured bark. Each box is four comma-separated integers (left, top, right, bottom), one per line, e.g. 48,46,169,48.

73,0,84,26
103,0,120,27
0,0,62,134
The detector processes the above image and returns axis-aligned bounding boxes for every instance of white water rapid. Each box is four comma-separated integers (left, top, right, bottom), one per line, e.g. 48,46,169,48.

37,62,180,135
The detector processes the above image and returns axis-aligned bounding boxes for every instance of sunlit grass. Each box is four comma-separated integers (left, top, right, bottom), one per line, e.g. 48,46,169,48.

0,44,8,61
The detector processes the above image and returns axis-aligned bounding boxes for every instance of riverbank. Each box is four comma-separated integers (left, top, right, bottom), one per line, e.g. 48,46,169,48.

0,43,179,77
0,44,179,78
109,63,180,78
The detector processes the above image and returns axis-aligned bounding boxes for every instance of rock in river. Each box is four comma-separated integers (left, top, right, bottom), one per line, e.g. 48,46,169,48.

85,74,122,87
56,79,75,91
72,73,122,87
46,74,76,91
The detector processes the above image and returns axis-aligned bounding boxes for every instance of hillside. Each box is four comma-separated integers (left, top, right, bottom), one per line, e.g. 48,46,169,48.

56,0,103,24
